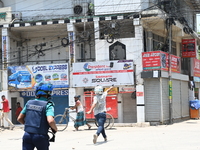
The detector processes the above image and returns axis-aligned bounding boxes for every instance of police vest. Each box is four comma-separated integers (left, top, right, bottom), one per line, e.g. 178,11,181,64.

24,100,52,135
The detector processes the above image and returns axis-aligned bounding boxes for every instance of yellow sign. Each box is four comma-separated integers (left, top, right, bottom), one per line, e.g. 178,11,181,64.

104,87,118,94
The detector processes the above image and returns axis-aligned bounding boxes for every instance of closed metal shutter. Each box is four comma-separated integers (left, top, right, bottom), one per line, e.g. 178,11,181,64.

122,93,137,123
172,79,181,119
144,78,161,122
181,81,189,117
161,78,169,122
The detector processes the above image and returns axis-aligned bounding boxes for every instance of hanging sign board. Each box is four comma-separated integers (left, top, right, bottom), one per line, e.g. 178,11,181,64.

182,39,196,58
193,58,200,77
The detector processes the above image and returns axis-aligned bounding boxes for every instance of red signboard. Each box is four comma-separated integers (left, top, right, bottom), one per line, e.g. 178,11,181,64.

193,58,200,77
136,92,144,97
182,39,196,58
142,51,181,73
142,51,161,70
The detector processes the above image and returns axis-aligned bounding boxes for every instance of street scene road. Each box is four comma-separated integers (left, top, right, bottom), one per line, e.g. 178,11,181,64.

1,119,200,150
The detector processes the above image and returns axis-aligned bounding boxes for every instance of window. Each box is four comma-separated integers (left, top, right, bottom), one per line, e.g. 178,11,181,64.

152,33,176,55
109,41,126,60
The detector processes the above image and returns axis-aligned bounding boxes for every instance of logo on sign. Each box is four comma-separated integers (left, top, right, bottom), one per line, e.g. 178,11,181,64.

83,63,91,71
83,63,109,71
82,77,89,83
123,63,131,69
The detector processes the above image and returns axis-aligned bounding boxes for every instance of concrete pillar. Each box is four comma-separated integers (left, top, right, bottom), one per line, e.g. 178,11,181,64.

1,28,11,127
67,22,76,66
136,84,145,122
94,17,99,61
2,28,10,91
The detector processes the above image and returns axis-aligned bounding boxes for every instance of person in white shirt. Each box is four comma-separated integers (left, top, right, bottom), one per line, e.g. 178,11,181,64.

87,85,113,144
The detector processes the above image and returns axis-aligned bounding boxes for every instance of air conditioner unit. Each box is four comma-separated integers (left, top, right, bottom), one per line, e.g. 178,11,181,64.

12,12,22,20
73,2,89,15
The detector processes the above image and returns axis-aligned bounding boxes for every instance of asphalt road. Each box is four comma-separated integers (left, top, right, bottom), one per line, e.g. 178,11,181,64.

1,120,200,150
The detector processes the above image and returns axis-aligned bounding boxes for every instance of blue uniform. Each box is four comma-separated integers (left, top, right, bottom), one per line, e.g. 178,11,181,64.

21,97,54,150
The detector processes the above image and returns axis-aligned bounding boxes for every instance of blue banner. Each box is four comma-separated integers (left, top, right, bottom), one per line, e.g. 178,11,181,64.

20,89,68,97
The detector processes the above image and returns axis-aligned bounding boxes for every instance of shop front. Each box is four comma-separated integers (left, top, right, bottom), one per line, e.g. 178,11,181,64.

142,51,189,124
72,60,135,123
19,89,69,116
7,63,69,116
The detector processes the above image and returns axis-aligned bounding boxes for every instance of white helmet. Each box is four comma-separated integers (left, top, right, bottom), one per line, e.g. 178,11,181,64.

94,85,103,95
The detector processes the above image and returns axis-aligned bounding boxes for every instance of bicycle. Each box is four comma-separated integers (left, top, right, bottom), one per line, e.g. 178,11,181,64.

54,108,115,131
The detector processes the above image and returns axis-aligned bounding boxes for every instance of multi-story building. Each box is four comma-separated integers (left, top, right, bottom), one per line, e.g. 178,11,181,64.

0,0,199,125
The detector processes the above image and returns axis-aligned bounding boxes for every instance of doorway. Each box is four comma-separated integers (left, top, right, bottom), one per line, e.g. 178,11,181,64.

11,97,17,124
122,93,137,123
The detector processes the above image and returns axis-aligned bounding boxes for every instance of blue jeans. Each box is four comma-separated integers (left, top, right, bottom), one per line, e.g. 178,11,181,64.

95,112,107,138
22,132,49,150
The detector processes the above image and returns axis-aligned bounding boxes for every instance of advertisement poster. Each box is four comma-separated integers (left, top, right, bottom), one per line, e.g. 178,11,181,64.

193,58,200,77
72,60,134,87
142,51,180,73
142,51,161,70
8,63,69,90
182,39,196,58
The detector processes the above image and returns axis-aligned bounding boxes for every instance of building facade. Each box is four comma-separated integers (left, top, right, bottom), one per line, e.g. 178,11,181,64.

0,0,199,125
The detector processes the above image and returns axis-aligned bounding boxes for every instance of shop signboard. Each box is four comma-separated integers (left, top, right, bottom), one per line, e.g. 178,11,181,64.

20,89,69,97
142,51,180,73
119,87,135,93
193,58,200,78
182,39,196,58
72,60,134,87
8,63,69,90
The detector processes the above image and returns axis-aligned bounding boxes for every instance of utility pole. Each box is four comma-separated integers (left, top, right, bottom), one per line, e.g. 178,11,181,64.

168,22,173,124
168,0,173,125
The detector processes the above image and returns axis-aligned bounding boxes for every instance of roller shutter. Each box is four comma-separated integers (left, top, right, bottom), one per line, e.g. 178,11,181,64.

172,80,181,119
181,81,189,117
122,93,137,123
161,78,169,122
144,78,161,122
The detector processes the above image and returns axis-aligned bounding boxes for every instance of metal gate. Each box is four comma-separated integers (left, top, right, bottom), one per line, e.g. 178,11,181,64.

144,78,161,122
172,79,181,119
122,93,137,123
181,81,189,117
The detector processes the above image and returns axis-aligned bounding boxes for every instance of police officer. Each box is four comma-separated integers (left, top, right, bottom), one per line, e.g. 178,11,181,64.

17,82,57,150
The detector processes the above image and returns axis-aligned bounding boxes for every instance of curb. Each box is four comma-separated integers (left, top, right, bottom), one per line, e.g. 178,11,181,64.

113,122,150,127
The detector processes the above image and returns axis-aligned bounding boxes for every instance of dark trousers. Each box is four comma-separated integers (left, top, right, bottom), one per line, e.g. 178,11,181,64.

95,112,107,138
22,132,49,150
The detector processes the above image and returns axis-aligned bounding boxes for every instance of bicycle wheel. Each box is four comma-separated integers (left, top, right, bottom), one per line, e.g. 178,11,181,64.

95,113,114,129
54,114,68,131
105,113,114,129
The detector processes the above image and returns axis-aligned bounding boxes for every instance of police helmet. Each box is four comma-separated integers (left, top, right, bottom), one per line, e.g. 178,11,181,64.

35,82,53,97
94,85,103,95
74,95,80,99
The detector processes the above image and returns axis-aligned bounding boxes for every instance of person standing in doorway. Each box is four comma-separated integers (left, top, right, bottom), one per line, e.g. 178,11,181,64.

17,82,57,150
0,95,15,130
70,95,91,131
87,85,113,144
15,102,22,124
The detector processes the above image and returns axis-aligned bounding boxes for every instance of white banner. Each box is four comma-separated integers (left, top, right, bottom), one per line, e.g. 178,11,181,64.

73,60,134,87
